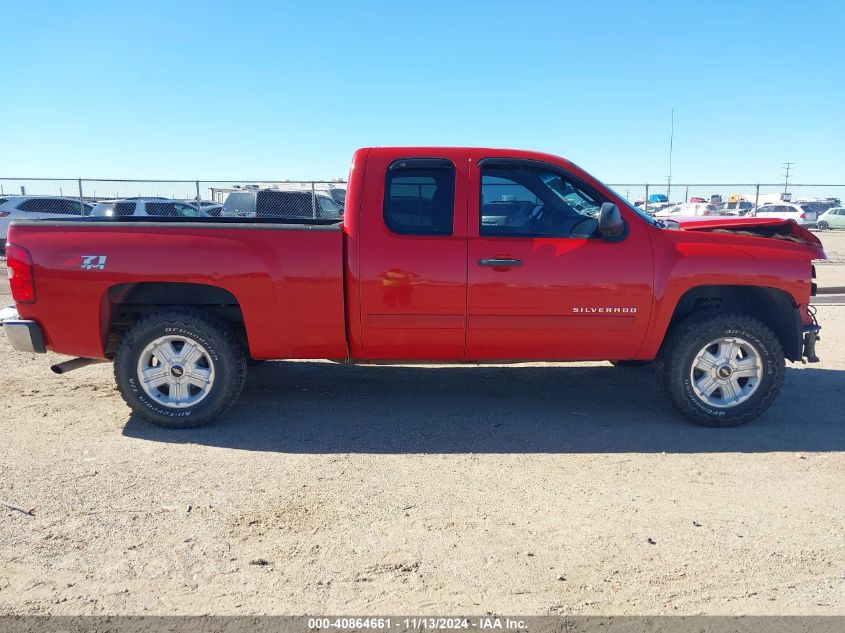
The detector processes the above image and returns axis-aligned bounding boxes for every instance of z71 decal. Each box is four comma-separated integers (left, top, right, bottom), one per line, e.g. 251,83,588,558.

80,255,107,270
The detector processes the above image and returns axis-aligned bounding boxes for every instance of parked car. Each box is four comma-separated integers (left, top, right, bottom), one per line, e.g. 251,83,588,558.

636,200,674,214
90,199,206,218
715,201,755,216
653,202,716,218
3,147,823,431
816,207,845,230
278,183,347,207
754,202,818,226
221,189,343,219
0,196,90,251
793,200,837,218
174,201,223,217
177,200,223,216
199,204,223,217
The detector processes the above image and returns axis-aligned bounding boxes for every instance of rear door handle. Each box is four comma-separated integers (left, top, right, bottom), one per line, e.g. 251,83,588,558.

478,258,523,267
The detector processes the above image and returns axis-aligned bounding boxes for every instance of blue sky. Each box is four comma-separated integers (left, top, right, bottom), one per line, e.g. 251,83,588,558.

2,1,843,183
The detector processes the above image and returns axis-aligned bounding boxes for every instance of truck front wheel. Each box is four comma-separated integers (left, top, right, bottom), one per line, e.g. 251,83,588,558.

657,312,784,427
114,309,247,429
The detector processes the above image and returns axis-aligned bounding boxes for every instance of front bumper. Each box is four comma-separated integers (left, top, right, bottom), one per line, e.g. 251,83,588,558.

2,311,46,354
802,324,820,363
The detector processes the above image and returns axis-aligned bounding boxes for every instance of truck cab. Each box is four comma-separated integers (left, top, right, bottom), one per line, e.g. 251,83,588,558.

344,148,656,362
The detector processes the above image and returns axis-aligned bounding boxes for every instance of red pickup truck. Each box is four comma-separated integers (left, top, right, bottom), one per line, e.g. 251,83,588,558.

3,147,824,429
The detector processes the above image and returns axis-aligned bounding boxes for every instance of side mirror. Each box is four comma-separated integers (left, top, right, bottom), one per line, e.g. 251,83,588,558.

599,202,625,239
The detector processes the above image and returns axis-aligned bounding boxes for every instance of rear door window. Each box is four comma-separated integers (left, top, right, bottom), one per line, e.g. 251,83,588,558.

17,198,53,213
113,202,137,216
383,159,455,235
50,199,83,215
146,202,178,217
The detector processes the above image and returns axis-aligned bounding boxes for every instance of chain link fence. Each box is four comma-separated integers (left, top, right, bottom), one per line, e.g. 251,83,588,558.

0,179,349,220
1,178,843,221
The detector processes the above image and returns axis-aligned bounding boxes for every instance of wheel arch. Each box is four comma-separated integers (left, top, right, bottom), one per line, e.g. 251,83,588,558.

663,284,802,361
101,282,249,356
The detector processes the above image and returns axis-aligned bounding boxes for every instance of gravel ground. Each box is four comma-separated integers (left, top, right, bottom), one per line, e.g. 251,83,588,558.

0,232,843,616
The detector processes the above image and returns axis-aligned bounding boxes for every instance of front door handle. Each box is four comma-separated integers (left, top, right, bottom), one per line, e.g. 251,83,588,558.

478,258,523,267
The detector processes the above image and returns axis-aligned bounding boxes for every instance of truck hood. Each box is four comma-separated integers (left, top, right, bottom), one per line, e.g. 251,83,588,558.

669,216,823,249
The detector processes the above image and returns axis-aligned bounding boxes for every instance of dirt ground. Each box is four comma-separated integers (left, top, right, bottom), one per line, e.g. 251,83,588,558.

0,232,843,616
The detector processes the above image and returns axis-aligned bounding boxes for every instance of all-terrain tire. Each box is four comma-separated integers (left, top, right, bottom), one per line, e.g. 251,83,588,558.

114,308,247,429
655,311,784,427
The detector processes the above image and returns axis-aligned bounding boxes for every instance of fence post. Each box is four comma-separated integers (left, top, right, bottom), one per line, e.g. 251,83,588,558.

78,178,84,214
195,180,201,215
644,184,649,214
754,184,760,212
311,181,317,219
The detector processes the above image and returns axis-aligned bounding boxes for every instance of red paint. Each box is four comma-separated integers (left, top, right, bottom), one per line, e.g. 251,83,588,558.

7,147,825,362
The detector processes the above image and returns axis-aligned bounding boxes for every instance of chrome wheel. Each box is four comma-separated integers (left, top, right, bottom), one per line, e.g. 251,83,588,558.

136,335,215,408
689,336,763,409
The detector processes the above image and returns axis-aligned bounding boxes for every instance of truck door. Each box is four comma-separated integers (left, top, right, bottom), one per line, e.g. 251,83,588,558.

357,150,469,359
466,156,654,360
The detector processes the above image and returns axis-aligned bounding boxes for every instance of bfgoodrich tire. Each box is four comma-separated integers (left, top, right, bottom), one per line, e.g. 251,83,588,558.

114,309,247,429
656,312,784,427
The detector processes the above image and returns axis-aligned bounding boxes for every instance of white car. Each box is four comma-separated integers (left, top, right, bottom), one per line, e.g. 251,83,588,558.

754,202,818,226
90,198,207,218
653,202,716,219
0,196,90,249
816,207,845,230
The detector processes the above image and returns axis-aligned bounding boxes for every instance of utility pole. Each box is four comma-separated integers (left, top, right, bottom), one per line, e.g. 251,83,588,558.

782,162,794,195
667,108,675,201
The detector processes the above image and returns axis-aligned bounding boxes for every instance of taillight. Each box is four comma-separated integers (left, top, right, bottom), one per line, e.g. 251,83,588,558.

800,213,806,219
6,243,36,303
0,211,10,217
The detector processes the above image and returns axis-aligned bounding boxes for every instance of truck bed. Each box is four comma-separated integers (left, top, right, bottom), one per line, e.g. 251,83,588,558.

8,217,348,360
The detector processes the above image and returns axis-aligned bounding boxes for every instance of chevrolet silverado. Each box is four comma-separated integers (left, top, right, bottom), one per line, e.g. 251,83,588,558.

3,147,824,428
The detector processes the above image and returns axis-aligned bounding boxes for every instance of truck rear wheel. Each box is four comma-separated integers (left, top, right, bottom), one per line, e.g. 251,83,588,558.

656,312,784,427
114,309,247,429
